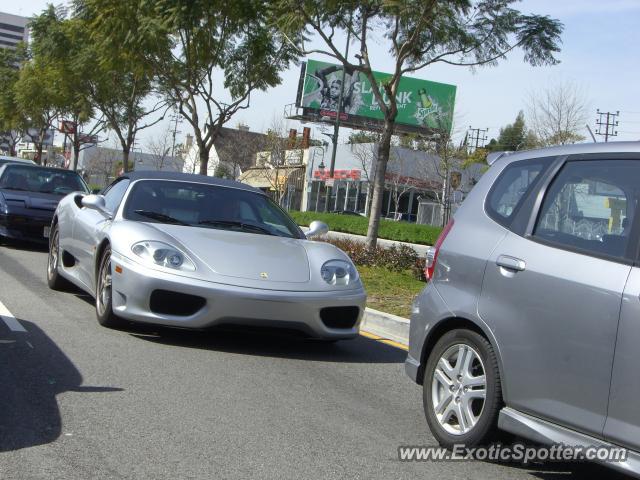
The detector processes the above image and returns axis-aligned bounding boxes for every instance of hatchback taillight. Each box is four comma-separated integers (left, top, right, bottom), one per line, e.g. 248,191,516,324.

424,219,455,280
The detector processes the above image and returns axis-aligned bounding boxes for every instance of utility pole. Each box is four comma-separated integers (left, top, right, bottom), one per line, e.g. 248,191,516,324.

467,127,488,151
595,109,619,142
170,111,182,158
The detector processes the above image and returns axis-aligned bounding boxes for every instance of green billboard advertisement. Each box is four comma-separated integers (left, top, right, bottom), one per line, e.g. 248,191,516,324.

298,59,457,134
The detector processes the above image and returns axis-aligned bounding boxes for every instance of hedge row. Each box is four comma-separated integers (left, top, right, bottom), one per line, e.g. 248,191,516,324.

289,211,443,246
321,238,427,281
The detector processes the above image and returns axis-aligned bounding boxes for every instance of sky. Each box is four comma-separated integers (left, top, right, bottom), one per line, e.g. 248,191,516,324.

5,0,640,149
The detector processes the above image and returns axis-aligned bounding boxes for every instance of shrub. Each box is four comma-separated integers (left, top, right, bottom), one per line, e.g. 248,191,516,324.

412,257,427,282
321,237,427,281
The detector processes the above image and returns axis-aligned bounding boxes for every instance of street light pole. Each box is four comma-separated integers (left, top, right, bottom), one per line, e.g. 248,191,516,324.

323,17,352,212
306,146,325,212
316,160,325,212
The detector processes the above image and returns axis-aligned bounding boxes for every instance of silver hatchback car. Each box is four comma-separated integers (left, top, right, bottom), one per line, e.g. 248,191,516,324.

406,142,640,477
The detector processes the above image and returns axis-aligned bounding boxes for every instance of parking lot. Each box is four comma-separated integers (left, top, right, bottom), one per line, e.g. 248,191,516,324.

0,242,627,479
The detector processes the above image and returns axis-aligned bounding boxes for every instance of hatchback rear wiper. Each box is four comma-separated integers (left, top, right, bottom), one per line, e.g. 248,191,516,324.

134,210,189,226
198,220,275,236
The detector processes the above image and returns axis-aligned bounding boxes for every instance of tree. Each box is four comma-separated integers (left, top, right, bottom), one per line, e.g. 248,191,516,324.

14,62,60,164
387,152,415,219
146,130,180,171
27,5,104,171
105,0,298,176
75,0,169,172
213,164,232,179
349,135,380,215
423,132,467,226
527,81,589,146
256,118,290,205
275,0,563,248
347,130,380,144
0,47,26,156
11,8,79,165
488,111,538,151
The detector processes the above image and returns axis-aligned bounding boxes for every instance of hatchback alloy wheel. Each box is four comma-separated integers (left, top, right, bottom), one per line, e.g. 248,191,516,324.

431,343,487,435
423,329,502,448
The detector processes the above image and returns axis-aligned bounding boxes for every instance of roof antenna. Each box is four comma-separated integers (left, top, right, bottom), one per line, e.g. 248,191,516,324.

586,124,597,143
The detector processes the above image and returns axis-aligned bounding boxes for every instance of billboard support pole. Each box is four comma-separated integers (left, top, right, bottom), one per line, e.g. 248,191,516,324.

324,16,352,212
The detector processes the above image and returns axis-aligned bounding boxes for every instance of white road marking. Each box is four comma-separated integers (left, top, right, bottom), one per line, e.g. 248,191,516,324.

0,300,27,332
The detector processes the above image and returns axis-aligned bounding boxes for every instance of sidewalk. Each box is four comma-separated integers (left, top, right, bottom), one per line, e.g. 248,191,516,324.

300,227,429,256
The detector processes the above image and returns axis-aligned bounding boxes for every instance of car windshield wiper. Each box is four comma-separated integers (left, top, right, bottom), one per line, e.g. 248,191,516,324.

134,210,189,226
198,220,276,236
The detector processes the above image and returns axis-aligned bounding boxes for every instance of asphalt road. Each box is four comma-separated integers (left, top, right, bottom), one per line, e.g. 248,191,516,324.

0,243,629,479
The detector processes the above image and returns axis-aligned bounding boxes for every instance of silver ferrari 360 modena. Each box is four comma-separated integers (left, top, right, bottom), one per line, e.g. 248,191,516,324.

47,171,366,340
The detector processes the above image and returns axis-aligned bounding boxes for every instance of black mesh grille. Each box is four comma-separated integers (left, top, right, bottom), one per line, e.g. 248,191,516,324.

319,306,360,329
149,290,206,316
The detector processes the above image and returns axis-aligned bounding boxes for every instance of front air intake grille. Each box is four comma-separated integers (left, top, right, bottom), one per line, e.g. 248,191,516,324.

319,306,360,329
149,290,206,316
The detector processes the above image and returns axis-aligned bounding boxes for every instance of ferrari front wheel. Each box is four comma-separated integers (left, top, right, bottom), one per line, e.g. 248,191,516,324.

47,224,71,290
96,245,122,328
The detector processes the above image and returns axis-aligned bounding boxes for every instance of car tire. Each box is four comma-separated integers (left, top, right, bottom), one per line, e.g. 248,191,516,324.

422,329,502,448
95,245,122,328
47,224,72,290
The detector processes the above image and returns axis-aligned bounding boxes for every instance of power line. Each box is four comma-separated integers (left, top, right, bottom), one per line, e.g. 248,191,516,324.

595,109,619,142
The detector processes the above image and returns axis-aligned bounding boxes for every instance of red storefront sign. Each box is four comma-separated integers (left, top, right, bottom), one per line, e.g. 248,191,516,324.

313,169,362,181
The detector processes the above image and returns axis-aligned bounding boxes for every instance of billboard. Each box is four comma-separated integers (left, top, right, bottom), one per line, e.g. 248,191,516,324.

296,60,456,135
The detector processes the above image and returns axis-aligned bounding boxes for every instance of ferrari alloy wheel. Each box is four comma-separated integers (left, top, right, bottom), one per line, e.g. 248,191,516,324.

95,246,122,328
47,224,70,290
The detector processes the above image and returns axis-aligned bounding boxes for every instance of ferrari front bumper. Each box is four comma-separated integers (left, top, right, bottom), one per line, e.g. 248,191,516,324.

109,251,367,339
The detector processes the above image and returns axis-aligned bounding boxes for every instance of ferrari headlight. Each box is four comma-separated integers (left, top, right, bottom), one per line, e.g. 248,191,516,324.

131,241,195,271
320,260,358,286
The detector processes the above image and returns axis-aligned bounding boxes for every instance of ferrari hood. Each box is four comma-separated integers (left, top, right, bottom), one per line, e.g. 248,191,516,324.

147,224,310,283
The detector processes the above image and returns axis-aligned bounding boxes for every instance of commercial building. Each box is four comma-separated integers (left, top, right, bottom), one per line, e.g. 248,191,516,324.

0,12,29,50
239,142,484,224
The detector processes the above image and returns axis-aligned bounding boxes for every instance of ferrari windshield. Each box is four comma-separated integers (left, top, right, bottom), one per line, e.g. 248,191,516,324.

122,180,303,238
0,165,89,195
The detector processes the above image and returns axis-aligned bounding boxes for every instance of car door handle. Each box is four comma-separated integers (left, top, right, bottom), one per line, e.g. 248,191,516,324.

496,255,526,272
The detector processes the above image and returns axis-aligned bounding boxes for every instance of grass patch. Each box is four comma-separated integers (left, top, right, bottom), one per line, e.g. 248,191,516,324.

289,210,442,245
358,265,426,318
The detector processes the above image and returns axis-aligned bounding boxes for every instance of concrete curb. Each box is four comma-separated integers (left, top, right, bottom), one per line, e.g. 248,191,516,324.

360,307,410,346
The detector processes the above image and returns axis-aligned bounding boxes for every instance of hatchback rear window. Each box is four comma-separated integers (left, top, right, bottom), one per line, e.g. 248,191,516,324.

486,158,551,228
